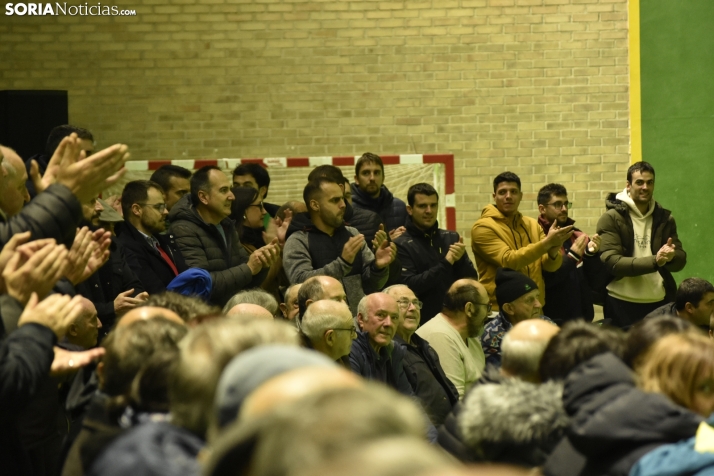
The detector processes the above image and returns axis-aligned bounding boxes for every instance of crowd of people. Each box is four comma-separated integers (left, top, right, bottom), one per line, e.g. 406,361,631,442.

1,124,712,476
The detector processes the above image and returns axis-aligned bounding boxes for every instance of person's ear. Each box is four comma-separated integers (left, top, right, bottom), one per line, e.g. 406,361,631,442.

537,203,546,216
406,205,413,217
464,302,474,316
502,302,514,316
258,186,268,199
310,199,319,212
131,203,142,218
684,302,696,315
325,329,335,346
198,190,209,206
69,324,79,337
279,303,288,318
305,299,314,309
356,313,365,330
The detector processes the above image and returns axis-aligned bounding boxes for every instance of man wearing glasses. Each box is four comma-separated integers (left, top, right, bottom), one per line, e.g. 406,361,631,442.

385,285,459,426
416,279,489,398
301,299,357,362
116,180,187,294
537,183,604,325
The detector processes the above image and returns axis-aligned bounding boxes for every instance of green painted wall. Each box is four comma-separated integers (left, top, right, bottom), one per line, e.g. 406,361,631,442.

640,0,714,284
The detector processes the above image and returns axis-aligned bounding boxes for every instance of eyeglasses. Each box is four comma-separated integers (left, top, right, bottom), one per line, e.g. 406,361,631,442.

332,325,358,337
140,203,167,213
396,298,423,310
473,302,492,314
546,201,570,210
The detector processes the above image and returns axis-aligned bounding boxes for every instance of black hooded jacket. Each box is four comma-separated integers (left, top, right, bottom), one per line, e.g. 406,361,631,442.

544,353,702,476
350,183,408,232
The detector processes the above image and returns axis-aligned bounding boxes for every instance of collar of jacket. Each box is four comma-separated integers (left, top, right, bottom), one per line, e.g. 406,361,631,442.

537,215,575,235
481,204,525,229
350,183,393,210
169,195,235,232
356,330,394,360
404,214,440,239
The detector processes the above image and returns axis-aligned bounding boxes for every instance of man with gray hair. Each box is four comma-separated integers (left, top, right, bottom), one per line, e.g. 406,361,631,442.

223,289,279,317
500,319,560,383
296,275,348,322
301,300,356,362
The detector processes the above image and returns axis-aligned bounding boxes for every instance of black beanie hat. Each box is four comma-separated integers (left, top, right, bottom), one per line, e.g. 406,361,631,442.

495,268,538,308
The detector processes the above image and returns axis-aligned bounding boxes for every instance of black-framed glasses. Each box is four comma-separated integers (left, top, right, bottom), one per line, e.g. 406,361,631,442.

396,298,423,310
140,203,167,213
332,325,358,337
473,302,492,314
546,201,570,210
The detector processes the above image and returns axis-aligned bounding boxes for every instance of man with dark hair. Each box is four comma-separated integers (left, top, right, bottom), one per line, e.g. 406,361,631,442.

283,177,396,315
168,165,279,307
537,183,605,324
597,161,687,328
115,180,187,294
25,124,95,198
395,183,477,324
149,165,192,212
472,172,572,310
232,162,279,217
644,277,714,330
350,152,408,237
481,268,555,368
416,279,489,398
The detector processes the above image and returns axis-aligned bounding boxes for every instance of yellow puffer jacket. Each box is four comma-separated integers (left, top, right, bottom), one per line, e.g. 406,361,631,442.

471,204,562,310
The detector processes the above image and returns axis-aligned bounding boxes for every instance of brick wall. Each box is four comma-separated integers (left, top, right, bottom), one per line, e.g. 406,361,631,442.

0,0,630,244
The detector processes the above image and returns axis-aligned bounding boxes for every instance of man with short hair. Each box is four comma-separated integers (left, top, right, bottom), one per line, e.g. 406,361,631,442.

64,298,102,350
597,161,687,328
471,172,571,310
537,183,605,324
416,279,488,398
301,300,356,361
280,283,302,321
385,284,459,426
350,152,407,237
0,146,30,218
169,165,280,307
481,268,555,368
350,292,413,395
296,275,348,322
223,289,279,316
644,277,714,330
283,177,396,315
500,319,560,383
232,162,279,217
149,164,192,212
115,180,187,294
395,183,477,324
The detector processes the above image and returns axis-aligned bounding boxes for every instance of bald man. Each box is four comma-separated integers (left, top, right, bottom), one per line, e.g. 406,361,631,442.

225,303,274,320
301,300,356,361
280,283,302,321
297,275,348,322
500,319,559,383
118,305,184,327
0,145,31,218
65,298,102,349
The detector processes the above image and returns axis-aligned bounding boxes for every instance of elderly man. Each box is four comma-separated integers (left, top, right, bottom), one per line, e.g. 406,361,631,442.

64,298,102,350
296,275,348,322
349,293,413,396
500,319,560,383
416,279,489,398
481,268,556,368
168,165,280,307
299,300,356,362
0,145,31,218
280,283,302,321
385,285,459,426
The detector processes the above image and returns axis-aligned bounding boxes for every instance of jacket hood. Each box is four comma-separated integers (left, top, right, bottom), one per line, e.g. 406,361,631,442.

563,353,702,458
480,204,522,228
350,183,394,210
404,214,439,238
615,188,655,219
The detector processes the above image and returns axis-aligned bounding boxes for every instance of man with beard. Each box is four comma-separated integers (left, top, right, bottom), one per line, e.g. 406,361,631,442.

386,284,459,425
481,268,555,368
537,183,605,325
416,279,488,398
115,180,188,294
283,176,397,315
597,161,686,328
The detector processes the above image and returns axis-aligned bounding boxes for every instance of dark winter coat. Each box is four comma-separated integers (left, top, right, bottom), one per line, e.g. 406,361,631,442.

539,216,608,324
597,194,686,302
168,195,267,307
349,331,414,397
75,238,145,333
395,333,459,426
543,353,702,476
0,183,82,248
114,221,187,295
0,322,57,476
350,183,408,232
395,216,477,323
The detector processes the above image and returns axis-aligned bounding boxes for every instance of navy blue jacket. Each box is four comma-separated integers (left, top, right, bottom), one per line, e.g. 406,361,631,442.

350,183,408,232
349,331,414,397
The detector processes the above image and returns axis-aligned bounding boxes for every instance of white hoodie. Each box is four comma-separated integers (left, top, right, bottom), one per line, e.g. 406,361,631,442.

606,189,665,303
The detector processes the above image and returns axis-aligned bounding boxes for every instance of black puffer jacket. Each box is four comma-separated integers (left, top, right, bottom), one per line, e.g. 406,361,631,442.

395,216,477,324
0,183,82,248
544,353,702,476
168,195,267,307
596,194,686,302
350,183,408,233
